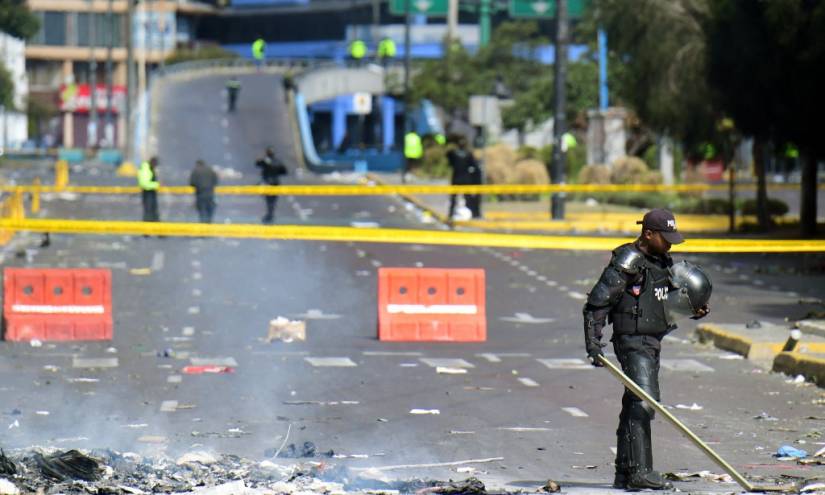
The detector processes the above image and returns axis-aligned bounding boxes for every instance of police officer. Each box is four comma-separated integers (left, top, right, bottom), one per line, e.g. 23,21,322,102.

402,129,423,184
583,209,709,491
349,38,367,65
377,36,396,66
446,135,482,222
256,147,288,224
137,156,160,222
226,77,241,112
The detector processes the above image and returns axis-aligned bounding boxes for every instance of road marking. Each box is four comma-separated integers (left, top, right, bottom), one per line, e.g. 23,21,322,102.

518,265,529,272
661,359,715,372
160,400,178,412
558,285,568,291
536,275,547,282
371,259,382,267
305,357,357,367
477,353,501,363
193,272,202,280
562,407,589,417
167,375,182,383
351,221,381,228
498,427,550,432
191,260,201,268
567,291,587,300
192,289,202,297
182,326,195,336
518,377,539,387
292,309,341,320
499,313,555,324
151,251,165,271
188,306,200,314
191,357,238,367
72,357,119,368
420,358,474,368
363,351,423,356
538,358,591,370
545,280,558,287
527,270,537,277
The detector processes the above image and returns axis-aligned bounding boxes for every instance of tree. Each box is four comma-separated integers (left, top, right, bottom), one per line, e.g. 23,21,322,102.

0,0,40,40
707,0,825,236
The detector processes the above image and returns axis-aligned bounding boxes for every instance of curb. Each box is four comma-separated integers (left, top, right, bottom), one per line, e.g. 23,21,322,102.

694,322,825,360
773,351,825,386
797,319,825,339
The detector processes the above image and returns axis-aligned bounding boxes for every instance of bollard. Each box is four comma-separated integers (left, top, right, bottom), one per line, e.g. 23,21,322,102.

55,160,69,190
782,329,802,352
31,177,41,214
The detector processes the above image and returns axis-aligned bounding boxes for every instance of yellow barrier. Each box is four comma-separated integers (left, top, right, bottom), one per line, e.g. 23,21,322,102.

0,190,26,246
54,160,69,190
1,217,824,252
0,182,814,196
31,177,42,214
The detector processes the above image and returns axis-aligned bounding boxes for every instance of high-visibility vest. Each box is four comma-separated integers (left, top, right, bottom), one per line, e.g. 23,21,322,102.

252,38,266,60
404,132,423,159
561,132,577,152
137,161,159,191
349,39,367,60
434,133,446,145
377,38,397,58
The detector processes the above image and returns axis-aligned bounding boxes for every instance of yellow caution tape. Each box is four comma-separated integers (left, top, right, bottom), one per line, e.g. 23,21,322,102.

0,182,815,196
1,218,824,252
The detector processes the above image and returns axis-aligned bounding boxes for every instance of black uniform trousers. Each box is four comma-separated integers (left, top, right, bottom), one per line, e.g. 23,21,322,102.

195,193,216,224
612,333,662,476
142,190,159,222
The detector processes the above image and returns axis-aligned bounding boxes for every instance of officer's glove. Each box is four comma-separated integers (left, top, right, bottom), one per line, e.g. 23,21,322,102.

586,343,606,367
690,304,710,320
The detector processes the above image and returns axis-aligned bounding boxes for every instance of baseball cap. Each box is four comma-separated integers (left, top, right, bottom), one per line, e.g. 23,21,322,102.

637,208,684,244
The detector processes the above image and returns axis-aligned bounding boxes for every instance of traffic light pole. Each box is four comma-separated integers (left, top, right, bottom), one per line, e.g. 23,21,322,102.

479,0,491,46
550,0,568,220
404,0,412,134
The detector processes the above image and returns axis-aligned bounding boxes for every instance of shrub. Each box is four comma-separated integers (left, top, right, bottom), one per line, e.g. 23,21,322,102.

415,144,450,179
165,45,239,65
610,156,649,184
740,198,789,217
577,164,611,184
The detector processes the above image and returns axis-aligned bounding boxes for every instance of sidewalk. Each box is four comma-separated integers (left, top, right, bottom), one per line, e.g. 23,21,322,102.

366,172,784,234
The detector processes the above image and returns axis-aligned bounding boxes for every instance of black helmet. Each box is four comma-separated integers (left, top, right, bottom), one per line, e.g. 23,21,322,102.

665,261,712,321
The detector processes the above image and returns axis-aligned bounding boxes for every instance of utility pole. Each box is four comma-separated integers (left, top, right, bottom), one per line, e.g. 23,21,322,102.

403,0,411,133
105,0,114,147
479,0,490,47
597,28,608,110
89,0,99,148
126,0,135,161
550,0,568,219
447,0,458,43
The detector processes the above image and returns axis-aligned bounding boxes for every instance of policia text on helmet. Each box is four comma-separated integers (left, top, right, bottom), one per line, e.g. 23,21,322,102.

581,208,710,490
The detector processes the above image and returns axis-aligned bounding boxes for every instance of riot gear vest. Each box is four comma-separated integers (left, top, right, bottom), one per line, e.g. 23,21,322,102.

610,244,674,336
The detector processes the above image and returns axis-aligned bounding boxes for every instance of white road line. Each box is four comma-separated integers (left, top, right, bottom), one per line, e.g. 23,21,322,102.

72,357,119,369
151,251,165,271
420,358,474,368
562,407,589,417
518,377,539,387
536,275,547,282
527,270,537,277
160,400,178,412
567,291,587,300
363,351,423,356
167,375,182,384
191,357,238,367
182,326,195,336
545,280,558,287
477,353,502,363
538,358,591,370
498,427,551,432
305,357,358,367
558,285,568,291
193,273,202,280
188,306,200,314
192,289,202,297
191,260,201,268
661,359,715,372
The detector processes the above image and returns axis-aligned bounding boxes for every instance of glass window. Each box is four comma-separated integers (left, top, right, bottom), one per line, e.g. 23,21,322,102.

39,12,67,46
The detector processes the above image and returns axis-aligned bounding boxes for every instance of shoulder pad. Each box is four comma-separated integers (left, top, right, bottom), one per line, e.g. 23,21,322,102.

610,244,646,275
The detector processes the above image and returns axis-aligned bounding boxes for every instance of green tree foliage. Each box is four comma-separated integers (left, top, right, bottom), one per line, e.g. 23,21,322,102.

706,0,825,236
409,41,480,116
587,0,715,148
0,0,40,40
0,64,14,109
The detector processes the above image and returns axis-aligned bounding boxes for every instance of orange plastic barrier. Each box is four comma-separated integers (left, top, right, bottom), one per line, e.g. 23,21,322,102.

378,268,486,342
3,268,113,341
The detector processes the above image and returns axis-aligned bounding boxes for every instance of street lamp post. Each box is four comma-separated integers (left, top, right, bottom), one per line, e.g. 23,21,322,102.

550,0,568,220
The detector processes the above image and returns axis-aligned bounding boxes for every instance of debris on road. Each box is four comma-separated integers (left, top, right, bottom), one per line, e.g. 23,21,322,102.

34,449,102,482
268,317,306,342
176,451,219,466
754,411,780,421
182,365,235,374
776,445,808,459
664,471,734,483
540,480,561,492
436,367,467,375
0,479,19,495
417,477,486,494
269,442,334,459
0,451,16,476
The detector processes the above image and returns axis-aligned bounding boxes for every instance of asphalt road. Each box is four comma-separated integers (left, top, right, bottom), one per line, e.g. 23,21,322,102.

1,72,824,494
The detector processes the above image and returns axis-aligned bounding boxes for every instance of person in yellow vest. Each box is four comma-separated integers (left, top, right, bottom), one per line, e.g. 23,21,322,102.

434,133,447,146
252,37,266,70
377,36,397,66
349,39,367,65
137,157,160,222
402,130,423,183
